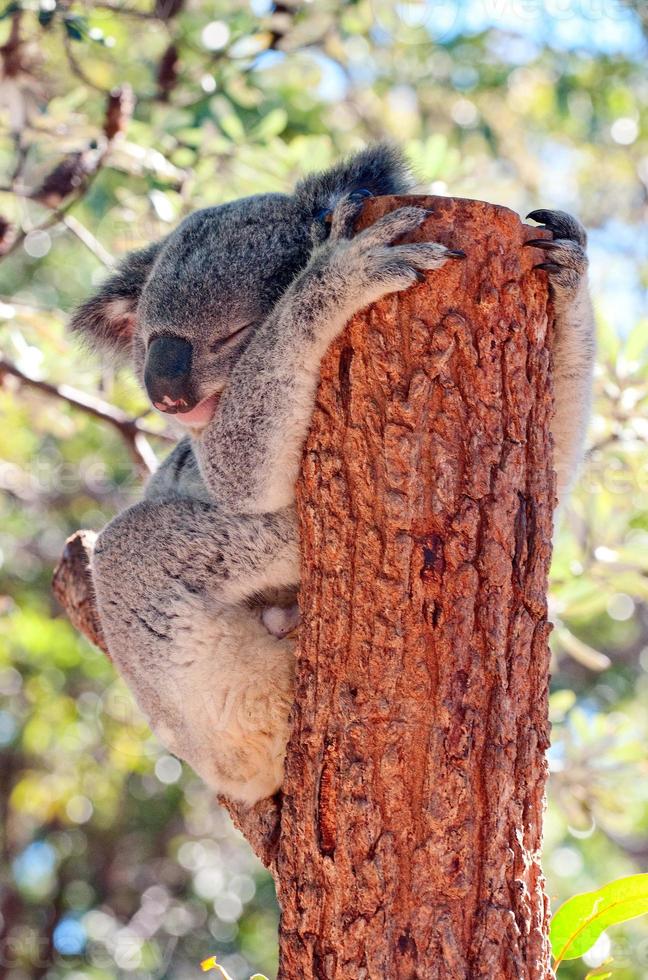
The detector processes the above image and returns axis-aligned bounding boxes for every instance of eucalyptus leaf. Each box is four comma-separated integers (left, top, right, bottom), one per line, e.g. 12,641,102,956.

551,875,648,966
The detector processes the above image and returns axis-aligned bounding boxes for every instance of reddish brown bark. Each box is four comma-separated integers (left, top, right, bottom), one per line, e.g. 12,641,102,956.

52,530,105,653
54,195,556,979
279,197,556,979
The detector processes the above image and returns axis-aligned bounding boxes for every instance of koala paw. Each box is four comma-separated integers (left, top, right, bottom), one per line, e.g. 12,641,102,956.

328,199,465,300
362,207,465,294
525,209,588,292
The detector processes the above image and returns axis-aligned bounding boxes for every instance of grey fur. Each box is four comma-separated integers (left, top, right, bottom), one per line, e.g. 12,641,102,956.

71,146,595,803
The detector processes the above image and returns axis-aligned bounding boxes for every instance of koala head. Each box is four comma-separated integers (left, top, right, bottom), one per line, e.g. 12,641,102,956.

70,143,412,429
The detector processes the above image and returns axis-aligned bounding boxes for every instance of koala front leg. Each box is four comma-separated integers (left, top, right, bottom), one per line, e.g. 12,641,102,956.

198,198,465,514
91,497,299,803
526,210,596,500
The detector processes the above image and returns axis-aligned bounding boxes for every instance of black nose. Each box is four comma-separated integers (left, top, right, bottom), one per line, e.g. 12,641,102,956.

145,336,195,413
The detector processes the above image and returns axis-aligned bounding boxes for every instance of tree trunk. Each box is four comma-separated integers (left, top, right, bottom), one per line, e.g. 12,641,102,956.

279,196,556,979
53,195,556,980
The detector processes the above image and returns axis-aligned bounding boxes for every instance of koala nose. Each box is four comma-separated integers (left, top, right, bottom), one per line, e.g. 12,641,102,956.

144,336,196,413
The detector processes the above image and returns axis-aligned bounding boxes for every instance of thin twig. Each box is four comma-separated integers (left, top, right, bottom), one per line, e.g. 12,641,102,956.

0,295,65,315
10,136,29,188
0,182,97,263
0,135,116,263
0,182,114,267
62,214,114,267
92,1,160,20
62,31,112,95
92,0,185,20
0,82,135,264
0,357,174,473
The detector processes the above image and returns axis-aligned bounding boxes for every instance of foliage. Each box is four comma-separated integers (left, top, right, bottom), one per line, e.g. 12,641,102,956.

551,875,648,968
0,1,647,978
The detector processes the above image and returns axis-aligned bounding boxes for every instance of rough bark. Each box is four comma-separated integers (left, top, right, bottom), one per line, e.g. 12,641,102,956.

53,195,556,979
279,196,556,979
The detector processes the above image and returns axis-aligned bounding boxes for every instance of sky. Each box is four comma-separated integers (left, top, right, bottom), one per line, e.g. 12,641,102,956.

378,0,646,55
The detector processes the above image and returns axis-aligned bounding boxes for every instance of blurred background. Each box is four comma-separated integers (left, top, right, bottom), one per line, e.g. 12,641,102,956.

0,1,646,977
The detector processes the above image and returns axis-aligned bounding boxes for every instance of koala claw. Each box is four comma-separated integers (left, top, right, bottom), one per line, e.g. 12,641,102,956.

313,190,376,244
386,240,465,273
525,209,588,291
348,187,373,202
526,208,587,247
523,238,560,251
533,261,563,275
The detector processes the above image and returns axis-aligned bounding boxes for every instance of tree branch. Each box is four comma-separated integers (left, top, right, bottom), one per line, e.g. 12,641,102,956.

92,0,183,20
92,1,158,19
62,214,114,267
62,31,111,95
279,196,556,976
0,86,134,264
0,357,174,474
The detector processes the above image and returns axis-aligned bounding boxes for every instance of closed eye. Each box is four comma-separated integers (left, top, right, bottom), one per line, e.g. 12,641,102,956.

209,321,255,352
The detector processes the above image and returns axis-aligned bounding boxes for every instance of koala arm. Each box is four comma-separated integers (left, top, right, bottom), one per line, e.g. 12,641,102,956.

526,210,596,500
197,199,464,513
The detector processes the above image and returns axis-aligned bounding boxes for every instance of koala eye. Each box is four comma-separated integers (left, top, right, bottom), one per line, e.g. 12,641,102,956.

313,208,333,242
209,321,255,353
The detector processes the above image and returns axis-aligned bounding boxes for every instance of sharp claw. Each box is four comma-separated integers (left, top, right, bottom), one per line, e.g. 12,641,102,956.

413,269,426,282
446,249,466,259
534,262,562,273
526,209,553,223
523,239,558,250
526,209,587,247
349,188,373,202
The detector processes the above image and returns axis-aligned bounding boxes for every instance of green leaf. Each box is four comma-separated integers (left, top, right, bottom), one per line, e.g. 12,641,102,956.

551,874,648,966
219,111,245,142
63,14,87,41
251,107,287,141
0,1,21,20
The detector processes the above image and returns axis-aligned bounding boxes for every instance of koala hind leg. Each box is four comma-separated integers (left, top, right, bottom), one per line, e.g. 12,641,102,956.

526,209,596,499
91,496,298,804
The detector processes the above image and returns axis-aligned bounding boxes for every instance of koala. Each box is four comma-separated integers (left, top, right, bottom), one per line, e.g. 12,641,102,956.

70,144,595,805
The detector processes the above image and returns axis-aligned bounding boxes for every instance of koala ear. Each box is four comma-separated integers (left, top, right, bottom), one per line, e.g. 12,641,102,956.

294,142,414,216
69,241,161,363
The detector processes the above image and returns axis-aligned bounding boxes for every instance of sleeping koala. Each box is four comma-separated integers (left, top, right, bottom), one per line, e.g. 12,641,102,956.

70,144,595,804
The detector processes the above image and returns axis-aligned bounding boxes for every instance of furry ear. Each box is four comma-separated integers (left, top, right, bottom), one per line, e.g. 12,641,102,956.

294,142,414,215
69,241,161,363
